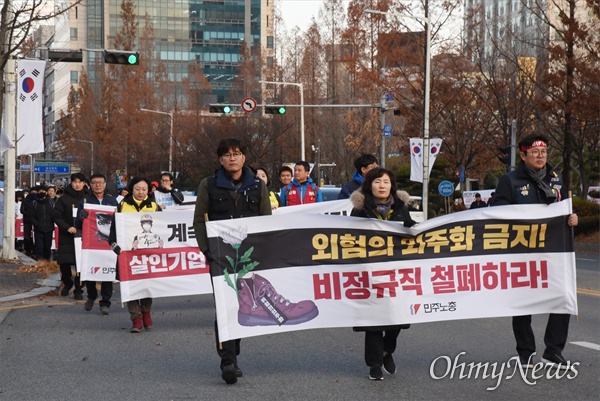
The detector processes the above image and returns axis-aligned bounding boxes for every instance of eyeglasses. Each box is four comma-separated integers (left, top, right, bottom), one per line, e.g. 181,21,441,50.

221,152,243,159
527,149,547,157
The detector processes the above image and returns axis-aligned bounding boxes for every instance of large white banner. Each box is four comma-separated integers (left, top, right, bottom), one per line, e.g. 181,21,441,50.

115,210,211,302
16,60,45,156
410,137,442,183
207,200,577,342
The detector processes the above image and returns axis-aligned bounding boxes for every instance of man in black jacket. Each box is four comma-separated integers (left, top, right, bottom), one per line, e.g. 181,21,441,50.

20,186,38,257
193,138,271,385
53,173,88,300
492,133,578,369
31,185,54,261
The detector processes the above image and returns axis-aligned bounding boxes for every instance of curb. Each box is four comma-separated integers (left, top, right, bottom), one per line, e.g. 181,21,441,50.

575,243,600,252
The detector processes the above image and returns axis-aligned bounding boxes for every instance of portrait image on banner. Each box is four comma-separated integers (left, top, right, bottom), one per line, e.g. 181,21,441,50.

114,210,212,302
79,204,117,281
16,60,46,156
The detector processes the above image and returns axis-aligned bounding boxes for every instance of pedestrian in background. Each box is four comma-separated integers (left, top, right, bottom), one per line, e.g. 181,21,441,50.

280,161,323,206
277,165,293,194
31,185,54,261
338,153,379,199
154,172,184,209
492,133,578,369
469,193,487,209
256,167,281,209
350,167,416,380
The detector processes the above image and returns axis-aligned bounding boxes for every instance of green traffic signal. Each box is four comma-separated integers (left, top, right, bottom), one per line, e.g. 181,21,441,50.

104,50,140,65
209,104,233,114
127,54,138,65
223,106,232,114
265,106,286,115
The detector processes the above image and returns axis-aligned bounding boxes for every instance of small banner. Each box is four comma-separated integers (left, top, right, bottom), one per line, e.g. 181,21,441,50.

16,60,45,155
207,200,577,342
79,204,118,281
115,210,211,302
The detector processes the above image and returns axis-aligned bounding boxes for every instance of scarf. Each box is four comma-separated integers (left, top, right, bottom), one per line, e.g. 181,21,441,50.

374,195,394,220
523,164,557,204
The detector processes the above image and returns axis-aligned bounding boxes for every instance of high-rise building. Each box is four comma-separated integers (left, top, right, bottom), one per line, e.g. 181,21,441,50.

52,0,274,116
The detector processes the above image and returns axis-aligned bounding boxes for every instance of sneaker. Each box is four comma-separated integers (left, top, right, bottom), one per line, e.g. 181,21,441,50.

74,292,84,301
221,364,237,384
542,352,572,370
84,298,94,311
99,306,110,315
518,355,536,369
369,365,384,380
383,353,396,374
237,274,319,326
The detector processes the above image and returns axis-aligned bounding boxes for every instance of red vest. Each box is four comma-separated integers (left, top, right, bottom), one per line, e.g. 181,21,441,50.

285,183,318,206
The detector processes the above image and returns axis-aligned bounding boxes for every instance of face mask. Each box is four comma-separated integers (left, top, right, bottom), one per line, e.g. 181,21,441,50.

37,192,47,199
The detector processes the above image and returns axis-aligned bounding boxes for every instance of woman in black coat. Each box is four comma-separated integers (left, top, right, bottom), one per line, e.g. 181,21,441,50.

350,167,416,381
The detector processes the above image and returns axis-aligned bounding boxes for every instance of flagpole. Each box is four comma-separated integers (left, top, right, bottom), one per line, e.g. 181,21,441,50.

2,58,18,260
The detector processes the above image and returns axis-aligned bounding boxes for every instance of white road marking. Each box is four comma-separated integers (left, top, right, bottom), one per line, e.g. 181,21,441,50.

570,341,600,351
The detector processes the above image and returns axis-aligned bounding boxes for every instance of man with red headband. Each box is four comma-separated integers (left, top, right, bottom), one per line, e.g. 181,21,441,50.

492,133,578,370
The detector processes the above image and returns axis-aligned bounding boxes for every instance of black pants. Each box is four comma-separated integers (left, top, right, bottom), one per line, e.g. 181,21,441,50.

23,224,33,254
34,231,53,260
513,314,570,358
364,327,401,367
59,264,82,295
214,320,241,369
86,281,113,308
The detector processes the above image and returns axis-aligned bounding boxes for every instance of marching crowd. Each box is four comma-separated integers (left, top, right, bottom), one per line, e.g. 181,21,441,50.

14,133,578,384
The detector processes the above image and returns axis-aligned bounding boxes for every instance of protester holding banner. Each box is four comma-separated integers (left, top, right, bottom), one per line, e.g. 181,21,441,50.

75,174,119,315
54,173,88,299
338,154,379,199
193,137,272,385
492,133,578,369
349,167,416,381
256,167,281,209
109,176,162,333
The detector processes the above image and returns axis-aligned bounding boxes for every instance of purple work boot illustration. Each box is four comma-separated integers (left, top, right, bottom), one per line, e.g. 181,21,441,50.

237,273,319,326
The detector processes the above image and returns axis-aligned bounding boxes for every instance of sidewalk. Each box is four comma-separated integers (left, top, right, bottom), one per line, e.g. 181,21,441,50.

0,252,61,302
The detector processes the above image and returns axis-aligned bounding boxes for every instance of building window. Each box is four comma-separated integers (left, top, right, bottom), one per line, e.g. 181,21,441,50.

70,28,78,40
266,57,273,67
267,36,274,48
70,70,78,84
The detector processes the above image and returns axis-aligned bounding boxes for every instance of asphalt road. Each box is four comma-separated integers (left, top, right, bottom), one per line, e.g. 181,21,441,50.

0,254,598,401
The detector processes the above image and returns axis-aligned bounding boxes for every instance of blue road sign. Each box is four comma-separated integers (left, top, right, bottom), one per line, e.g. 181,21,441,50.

438,180,454,197
383,124,393,137
33,163,71,174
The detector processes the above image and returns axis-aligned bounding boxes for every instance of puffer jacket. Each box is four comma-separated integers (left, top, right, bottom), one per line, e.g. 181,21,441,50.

350,188,415,332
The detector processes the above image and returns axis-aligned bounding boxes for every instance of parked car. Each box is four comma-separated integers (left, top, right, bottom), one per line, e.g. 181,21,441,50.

320,186,341,201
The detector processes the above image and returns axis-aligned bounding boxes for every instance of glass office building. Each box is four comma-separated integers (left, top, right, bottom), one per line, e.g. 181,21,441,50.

84,0,273,103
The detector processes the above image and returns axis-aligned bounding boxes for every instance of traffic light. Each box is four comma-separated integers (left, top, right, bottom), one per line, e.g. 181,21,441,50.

265,106,286,115
48,50,83,63
498,146,511,167
103,50,139,65
209,104,233,114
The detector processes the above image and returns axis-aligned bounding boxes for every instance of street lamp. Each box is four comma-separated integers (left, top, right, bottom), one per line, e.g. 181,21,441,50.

365,9,431,220
259,80,305,160
140,108,174,173
71,138,94,175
